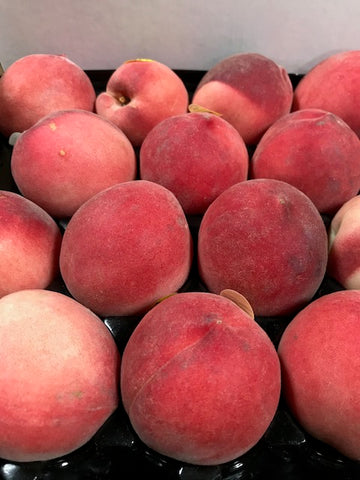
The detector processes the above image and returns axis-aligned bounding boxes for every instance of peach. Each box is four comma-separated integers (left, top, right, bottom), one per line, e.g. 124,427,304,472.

120,290,281,465
250,108,360,214
191,53,293,145
0,54,96,137
0,190,62,298
11,109,137,218
139,109,249,215
95,59,189,147
59,180,193,317
0,288,120,462
293,50,360,137
197,179,328,317
327,194,360,289
278,289,360,460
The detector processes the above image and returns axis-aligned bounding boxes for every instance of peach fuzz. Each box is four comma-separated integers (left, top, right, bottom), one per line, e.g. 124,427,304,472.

120,291,281,465
250,108,360,214
0,190,62,298
11,109,137,218
95,59,189,147
59,180,193,317
0,54,96,137
197,179,328,317
191,53,293,145
278,290,360,461
139,110,249,215
0,288,120,462
293,50,360,137
327,194,360,289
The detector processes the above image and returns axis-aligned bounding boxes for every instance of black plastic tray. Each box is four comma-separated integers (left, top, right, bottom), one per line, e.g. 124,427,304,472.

0,70,359,480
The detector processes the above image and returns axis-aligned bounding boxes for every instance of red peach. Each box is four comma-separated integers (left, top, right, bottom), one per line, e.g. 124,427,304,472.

278,290,360,460
0,190,62,298
327,194,360,289
59,180,193,317
191,53,293,145
121,291,281,465
293,50,360,137
139,110,249,215
11,109,137,218
0,288,120,462
250,108,360,214
0,54,96,137
95,59,189,147
197,179,328,317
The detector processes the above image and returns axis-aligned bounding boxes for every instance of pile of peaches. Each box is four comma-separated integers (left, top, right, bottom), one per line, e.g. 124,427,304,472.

1,50,360,472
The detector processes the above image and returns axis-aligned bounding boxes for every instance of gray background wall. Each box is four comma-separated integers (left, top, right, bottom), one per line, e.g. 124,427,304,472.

1,0,359,73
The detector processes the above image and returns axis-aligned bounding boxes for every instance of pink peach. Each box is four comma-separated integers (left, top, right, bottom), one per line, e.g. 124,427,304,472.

192,53,293,145
293,50,360,137
0,190,62,298
197,179,328,317
121,291,281,465
0,54,96,137
139,110,249,215
278,289,360,460
59,180,193,317
0,288,120,462
327,194,360,289
250,108,360,214
11,109,137,218
95,59,189,147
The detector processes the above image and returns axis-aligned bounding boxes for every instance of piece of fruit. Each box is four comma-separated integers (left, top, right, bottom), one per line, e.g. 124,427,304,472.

11,109,137,218
140,109,249,215
197,178,328,316
278,290,360,461
250,108,360,214
192,52,293,145
293,50,360,137
0,190,62,298
59,180,193,317
95,58,189,147
327,194,360,289
0,288,120,462
121,290,281,465
0,54,96,137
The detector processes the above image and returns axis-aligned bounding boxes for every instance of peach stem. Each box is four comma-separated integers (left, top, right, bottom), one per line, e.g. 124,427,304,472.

118,95,130,106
